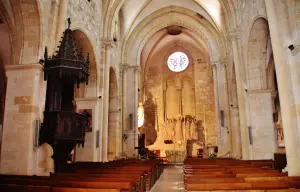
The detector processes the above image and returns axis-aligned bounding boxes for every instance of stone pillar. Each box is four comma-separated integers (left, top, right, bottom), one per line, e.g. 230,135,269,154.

265,0,300,175
247,89,277,159
176,86,182,115
221,60,232,156
228,32,250,160
75,97,100,162
0,64,43,175
108,109,121,160
120,64,128,156
123,65,139,157
162,82,167,121
212,61,232,156
212,64,221,150
100,39,113,162
230,105,241,159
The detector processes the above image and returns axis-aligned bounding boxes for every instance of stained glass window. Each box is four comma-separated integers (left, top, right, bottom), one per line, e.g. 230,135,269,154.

167,52,189,72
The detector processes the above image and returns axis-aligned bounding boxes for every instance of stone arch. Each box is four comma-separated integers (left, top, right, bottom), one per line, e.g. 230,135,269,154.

246,17,277,159
103,0,124,38
108,67,120,160
0,1,21,66
0,0,42,64
18,0,41,64
0,14,11,157
122,6,226,67
246,17,269,90
72,29,98,99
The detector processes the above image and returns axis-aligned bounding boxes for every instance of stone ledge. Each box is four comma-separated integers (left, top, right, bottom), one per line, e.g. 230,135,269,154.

74,97,100,102
5,64,43,71
247,89,272,94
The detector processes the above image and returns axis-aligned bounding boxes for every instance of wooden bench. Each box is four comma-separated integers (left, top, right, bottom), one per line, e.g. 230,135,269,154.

183,158,300,191
0,159,163,192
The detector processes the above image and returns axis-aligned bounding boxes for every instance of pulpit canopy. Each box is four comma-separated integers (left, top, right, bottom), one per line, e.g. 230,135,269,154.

43,18,89,87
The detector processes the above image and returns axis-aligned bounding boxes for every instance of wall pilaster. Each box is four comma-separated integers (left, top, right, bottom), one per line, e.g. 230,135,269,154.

74,97,100,162
100,38,114,162
228,31,250,160
0,64,43,175
121,64,139,157
247,89,277,159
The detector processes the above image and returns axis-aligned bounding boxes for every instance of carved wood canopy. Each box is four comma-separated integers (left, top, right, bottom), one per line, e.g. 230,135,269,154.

43,19,89,87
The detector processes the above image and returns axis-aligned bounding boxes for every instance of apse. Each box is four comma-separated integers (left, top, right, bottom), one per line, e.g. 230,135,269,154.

139,27,217,158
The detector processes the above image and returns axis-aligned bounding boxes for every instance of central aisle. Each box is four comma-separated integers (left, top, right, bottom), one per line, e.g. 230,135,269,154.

150,165,184,192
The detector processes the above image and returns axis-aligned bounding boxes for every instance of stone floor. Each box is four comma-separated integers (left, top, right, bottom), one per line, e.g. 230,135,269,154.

150,164,184,192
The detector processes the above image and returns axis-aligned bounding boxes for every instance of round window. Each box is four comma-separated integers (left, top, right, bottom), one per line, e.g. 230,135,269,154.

167,52,189,72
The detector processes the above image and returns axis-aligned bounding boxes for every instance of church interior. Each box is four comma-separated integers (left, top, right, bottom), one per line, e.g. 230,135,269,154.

1,0,300,191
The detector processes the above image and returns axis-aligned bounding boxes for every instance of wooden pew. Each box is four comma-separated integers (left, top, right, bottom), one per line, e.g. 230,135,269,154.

0,159,163,192
183,158,300,191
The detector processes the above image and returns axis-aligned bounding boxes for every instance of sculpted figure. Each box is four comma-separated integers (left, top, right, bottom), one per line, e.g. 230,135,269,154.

170,119,176,141
185,117,191,140
190,118,198,140
175,115,183,143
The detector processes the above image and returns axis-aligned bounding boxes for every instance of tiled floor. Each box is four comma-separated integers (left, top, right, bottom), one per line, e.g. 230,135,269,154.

150,165,184,192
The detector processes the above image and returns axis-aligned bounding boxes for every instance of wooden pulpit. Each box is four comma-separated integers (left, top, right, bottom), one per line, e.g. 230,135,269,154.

39,19,89,173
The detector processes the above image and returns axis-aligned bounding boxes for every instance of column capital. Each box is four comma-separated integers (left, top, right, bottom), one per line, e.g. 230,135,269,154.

120,63,130,72
210,60,219,66
132,65,141,72
211,63,217,69
227,30,241,42
100,38,114,49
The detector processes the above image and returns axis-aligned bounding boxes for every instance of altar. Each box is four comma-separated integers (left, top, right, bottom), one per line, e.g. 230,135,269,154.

165,150,186,163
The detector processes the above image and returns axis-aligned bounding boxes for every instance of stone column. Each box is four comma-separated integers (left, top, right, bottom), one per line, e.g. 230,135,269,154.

162,82,167,121
230,105,241,159
265,0,300,175
75,97,100,162
247,89,277,159
212,64,221,150
213,60,232,156
228,32,250,160
0,64,43,175
120,64,128,156
221,60,232,156
176,86,182,115
100,39,113,162
123,65,139,157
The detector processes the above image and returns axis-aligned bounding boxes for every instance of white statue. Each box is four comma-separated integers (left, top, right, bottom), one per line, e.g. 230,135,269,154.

175,115,183,143
190,118,198,140
170,119,176,141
